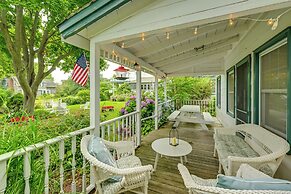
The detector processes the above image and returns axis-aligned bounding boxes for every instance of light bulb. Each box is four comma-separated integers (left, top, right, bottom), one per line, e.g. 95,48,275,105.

121,42,125,48
194,27,198,35
229,18,234,26
141,33,145,41
267,18,274,25
166,32,170,39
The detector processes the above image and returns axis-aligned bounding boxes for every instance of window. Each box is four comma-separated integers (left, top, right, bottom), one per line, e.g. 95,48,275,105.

259,39,288,137
216,76,221,108
227,68,235,117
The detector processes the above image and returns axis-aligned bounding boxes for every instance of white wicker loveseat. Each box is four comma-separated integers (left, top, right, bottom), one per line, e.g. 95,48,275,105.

178,163,291,194
81,135,153,194
214,124,290,176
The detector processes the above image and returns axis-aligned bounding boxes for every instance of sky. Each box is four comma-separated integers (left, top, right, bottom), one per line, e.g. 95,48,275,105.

51,61,152,84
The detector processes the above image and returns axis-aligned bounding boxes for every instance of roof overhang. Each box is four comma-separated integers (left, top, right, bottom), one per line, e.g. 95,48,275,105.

59,0,291,77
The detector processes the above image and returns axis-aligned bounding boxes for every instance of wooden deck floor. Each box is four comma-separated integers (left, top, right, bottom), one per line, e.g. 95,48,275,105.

133,122,221,194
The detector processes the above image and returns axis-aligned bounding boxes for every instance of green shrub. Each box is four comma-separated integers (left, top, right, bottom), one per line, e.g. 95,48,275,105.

34,109,53,119
7,93,24,113
62,96,84,105
116,95,126,102
141,119,154,135
0,88,13,107
76,89,90,102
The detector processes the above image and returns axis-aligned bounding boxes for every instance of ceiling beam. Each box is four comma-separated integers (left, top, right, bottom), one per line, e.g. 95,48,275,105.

155,44,232,68
128,22,226,51
101,43,166,77
167,69,224,77
147,34,239,64
135,22,249,58
162,53,226,73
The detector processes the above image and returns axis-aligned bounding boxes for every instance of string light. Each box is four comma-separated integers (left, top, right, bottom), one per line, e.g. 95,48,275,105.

194,27,198,35
166,32,170,39
141,32,145,41
267,18,274,25
229,18,234,26
121,42,125,48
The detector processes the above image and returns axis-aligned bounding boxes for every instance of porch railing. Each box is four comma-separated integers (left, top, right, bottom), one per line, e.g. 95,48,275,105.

0,111,138,194
175,99,216,116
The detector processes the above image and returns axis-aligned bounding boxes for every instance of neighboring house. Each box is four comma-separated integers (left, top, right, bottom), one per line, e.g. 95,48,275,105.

1,77,57,96
129,76,155,93
37,79,57,95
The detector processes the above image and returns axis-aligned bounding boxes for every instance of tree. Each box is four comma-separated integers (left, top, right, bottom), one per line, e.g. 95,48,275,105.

0,0,108,114
167,77,213,101
116,83,132,95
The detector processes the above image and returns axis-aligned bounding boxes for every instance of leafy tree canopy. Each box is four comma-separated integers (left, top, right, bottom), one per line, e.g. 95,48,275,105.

0,0,108,113
165,77,213,101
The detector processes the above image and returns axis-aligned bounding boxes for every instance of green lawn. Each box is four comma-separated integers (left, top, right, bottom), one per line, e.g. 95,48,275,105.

67,101,125,121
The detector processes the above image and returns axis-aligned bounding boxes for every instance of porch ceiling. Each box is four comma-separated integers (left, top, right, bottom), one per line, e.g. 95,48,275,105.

59,0,291,77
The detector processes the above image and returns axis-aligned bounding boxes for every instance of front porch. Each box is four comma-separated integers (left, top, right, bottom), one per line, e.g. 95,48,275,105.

134,122,220,194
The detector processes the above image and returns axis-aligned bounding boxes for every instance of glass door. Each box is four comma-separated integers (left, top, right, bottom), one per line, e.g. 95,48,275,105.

236,56,251,124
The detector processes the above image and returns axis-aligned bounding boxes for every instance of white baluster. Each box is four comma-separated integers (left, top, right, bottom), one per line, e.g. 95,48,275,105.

59,140,65,194
129,116,132,138
122,119,125,141
24,152,31,194
0,160,7,194
126,117,129,139
113,122,116,142
71,136,76,193
117,120,121,141
101,126,105,139
82,133,87,193
107,125,110,141
44,146,50,194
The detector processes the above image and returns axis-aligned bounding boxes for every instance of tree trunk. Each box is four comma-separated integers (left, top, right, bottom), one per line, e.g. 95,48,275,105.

23,91,36,114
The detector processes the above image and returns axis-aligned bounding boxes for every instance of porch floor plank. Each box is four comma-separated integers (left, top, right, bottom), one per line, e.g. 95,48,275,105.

127,122,220,194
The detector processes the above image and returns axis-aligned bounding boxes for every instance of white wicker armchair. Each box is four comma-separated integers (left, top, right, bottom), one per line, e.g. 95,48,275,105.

178,163,291,194
81,135,153,194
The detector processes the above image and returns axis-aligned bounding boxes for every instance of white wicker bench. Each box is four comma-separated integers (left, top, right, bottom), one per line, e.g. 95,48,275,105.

214,124,290,177
178,163,291,194
202,112,215,123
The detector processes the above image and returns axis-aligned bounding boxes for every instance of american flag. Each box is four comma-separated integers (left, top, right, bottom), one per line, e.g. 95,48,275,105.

72,53,89,86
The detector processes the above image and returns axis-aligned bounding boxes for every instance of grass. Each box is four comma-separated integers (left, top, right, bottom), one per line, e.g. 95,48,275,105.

67,101,125,120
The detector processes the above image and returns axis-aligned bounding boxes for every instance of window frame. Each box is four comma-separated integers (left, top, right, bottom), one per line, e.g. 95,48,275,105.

258,38,288,138
216,76,221,108
226,66,235,117
253,27,291,151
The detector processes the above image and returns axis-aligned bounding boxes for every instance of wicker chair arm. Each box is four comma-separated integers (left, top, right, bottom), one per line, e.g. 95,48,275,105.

214,127,236,135
116,164,153,175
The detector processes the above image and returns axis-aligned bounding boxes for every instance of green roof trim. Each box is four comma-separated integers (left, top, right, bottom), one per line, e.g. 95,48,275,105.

59,0,131,39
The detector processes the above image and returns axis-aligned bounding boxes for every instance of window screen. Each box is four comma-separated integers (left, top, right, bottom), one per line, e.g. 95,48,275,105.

260,42,287,137
227,70,235,116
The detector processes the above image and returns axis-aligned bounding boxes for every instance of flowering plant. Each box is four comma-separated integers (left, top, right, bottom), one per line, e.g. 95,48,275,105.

120,96,155,118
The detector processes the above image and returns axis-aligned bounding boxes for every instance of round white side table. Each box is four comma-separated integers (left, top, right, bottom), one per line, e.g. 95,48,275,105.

151,138,192,171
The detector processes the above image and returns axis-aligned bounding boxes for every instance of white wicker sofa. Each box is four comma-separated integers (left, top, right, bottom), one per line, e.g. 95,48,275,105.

214,124,290,176
178,163,291,194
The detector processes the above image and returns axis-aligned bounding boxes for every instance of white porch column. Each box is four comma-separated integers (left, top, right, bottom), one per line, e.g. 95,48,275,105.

90,42,100,136
136,69,142,146
89,42,100,189
154,75,158,130
163,78,167,104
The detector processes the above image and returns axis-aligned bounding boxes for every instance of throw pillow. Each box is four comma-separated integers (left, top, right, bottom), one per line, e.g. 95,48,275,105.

88,136,122,182
216,174,291,191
